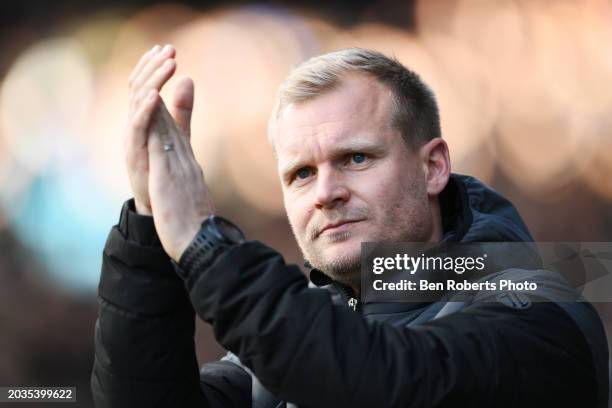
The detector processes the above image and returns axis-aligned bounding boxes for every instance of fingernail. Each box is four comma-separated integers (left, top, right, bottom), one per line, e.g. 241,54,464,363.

162,44,173,54
151,44,160,53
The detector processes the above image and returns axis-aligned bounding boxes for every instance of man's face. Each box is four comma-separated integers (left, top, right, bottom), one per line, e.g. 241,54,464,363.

274,73,434,287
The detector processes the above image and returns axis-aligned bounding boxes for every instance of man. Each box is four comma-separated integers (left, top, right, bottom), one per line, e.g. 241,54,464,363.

91,46,608,407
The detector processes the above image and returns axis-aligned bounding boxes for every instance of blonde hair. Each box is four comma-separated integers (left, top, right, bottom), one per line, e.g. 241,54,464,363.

269,48,441,148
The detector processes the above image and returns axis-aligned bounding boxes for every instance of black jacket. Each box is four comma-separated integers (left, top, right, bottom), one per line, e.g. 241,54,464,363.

91,174,609,407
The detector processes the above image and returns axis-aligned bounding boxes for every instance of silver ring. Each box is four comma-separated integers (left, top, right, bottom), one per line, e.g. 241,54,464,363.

163,143,174,152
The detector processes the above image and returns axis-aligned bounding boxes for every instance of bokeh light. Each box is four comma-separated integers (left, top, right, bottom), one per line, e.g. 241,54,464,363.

2,1,611,292
0,37,93,198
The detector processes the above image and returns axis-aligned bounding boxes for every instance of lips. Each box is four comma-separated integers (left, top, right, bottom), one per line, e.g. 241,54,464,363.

318,219,362,236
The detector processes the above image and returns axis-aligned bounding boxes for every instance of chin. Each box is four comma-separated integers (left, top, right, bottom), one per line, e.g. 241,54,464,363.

319,235,362,262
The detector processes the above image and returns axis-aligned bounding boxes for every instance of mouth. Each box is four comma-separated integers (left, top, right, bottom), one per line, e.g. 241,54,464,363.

318,219,363,237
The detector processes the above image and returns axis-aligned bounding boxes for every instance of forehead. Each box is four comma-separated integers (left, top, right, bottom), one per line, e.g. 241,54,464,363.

273,73,396,157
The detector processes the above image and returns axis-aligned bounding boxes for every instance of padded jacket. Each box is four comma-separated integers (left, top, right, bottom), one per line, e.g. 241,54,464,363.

91,174,609,407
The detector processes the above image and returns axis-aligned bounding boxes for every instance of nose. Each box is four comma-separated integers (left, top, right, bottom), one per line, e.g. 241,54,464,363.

314,166,350,209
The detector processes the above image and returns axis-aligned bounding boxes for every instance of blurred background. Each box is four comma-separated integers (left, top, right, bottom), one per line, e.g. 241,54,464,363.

1,0,611,406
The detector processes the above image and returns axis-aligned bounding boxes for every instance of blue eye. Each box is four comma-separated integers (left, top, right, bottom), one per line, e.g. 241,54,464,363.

296,168,312,180
351,153,367,164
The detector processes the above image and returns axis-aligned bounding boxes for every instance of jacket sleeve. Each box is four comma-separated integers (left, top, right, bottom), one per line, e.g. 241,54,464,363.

181,240,604,408
91,200,251,408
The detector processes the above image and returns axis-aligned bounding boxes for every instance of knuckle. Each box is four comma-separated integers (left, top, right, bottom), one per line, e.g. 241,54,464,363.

125,154,136,170
124,132,136,148
134,90,144,105
129,74,140,90
129,117,142,131
132,94,146,113
124,142,135,158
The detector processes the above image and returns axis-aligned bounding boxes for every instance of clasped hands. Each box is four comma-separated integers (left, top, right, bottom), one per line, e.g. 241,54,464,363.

125,44,214,262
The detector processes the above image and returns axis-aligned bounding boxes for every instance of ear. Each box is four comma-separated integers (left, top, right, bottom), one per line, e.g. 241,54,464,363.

419,138,451,196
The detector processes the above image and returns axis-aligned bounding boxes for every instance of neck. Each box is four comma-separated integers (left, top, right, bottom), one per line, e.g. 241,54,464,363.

428,196,444,244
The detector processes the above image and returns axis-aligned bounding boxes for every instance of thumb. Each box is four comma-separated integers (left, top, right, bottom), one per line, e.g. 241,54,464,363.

171,76,194,138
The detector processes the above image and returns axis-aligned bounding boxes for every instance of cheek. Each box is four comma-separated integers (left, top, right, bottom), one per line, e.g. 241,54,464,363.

349,171,398,209
348,165,418,221
284,192,312,233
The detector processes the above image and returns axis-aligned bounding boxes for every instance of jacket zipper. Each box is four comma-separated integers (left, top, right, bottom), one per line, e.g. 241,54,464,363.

334,283,359,312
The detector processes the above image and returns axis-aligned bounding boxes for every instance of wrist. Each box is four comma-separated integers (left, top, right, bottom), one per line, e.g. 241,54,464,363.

171,224,201,262
175,215,245,284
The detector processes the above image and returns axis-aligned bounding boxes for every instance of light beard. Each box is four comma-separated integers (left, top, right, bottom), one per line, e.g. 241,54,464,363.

306,231,362,290
299,205,370,290
294,177,431,292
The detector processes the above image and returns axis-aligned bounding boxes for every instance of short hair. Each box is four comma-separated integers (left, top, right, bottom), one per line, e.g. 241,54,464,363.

269,48,441,149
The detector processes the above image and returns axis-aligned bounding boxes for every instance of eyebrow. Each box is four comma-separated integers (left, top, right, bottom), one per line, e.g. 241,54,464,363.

279,138,387,183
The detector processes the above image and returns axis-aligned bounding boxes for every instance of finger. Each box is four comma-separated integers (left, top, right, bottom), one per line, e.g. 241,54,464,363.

170,76,194,137
137,58,177,105
130,46,176,117
128,89,159,151
131,44,175,96
128,44,160,88
154,100,190,157
147,99,195,182
148,106,175,177
158,99,194,162
130,57,176,118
